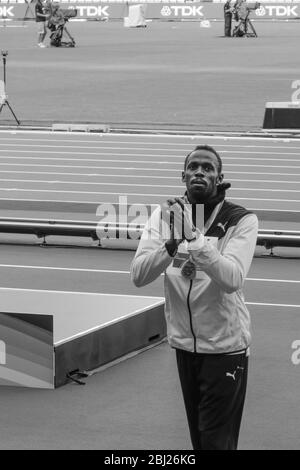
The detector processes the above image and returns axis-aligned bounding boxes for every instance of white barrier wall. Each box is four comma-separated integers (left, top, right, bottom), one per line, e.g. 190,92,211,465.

1,0,300,20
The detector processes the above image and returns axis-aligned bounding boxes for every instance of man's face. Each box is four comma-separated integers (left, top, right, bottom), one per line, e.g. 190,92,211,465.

182,150,223,203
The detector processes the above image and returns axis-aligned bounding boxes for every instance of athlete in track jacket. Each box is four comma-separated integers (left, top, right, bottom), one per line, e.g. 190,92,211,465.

130,145,258,450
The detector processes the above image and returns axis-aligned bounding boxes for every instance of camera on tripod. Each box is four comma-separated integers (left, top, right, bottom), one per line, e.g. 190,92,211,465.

232,1,260,37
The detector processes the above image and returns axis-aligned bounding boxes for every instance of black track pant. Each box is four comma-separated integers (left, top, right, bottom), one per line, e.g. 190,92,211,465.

176,348,249,450
224,13,232,37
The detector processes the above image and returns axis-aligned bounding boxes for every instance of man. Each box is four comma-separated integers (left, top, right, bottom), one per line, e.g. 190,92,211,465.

131,145,258,450
35,0,49,48
224,0,236,37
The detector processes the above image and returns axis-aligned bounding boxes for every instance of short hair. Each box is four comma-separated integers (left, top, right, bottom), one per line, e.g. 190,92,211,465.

184,145,223,173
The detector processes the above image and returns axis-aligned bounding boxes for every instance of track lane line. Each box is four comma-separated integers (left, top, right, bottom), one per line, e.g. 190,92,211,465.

1,148,300,161
3,137,300,150
0,188,299,203
0,286,298,308
0,171,298,185
1,143,300,158
0,178,299,193
0,164,297,177
0,286,298,309
246,302,300,308
0,196,297,208
0,264,299,283
0,286,164,301
0,156,299,169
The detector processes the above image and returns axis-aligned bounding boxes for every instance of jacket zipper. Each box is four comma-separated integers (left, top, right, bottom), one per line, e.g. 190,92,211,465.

187,279,197,353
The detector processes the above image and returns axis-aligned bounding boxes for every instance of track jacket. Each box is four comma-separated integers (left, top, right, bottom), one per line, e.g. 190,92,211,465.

131,198,258,354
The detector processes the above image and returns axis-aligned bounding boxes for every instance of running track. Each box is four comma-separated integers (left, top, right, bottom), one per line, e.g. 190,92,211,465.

0,131,300,215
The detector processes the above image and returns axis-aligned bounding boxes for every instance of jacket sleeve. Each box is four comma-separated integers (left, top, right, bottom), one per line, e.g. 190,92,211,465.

187,213,258,293
130,207,174,287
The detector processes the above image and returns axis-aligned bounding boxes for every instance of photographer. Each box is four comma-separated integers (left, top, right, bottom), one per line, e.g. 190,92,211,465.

35,0,49,48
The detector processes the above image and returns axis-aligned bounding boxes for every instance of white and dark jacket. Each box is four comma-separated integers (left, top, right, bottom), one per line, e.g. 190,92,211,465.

131,199,258,354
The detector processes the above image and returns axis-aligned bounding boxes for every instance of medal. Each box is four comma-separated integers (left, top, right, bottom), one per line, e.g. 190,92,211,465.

181,258,196,280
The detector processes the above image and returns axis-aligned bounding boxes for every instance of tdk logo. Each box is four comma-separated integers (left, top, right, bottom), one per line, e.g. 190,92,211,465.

75,6,109,17
256,5,298,17
161,6,204,17
0,6,14,17
0,340,6,365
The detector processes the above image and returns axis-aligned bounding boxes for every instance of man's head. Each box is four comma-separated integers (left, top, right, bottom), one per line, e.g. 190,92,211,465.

182,145,224,204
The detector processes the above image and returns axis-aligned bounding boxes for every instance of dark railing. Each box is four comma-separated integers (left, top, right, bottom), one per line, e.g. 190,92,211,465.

0,218,299,250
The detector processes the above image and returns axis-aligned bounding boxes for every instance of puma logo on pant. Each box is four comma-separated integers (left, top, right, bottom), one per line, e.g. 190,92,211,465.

226,366,244,381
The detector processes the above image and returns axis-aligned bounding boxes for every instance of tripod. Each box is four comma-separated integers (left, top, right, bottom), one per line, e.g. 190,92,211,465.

0,51,20,125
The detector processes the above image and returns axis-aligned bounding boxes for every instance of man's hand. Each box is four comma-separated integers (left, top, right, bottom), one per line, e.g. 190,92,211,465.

168,197,198,242
161,198,199,248
161,203,182,257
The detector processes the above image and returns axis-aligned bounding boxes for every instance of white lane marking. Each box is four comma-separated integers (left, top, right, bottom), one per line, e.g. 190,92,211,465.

0,264,299,284
0,187,299,202
246,278,300,284
0,285,298,309
0,286,164,301
0,171,298,185
0,156,299,169
0,163,297,177
1,143,300,158
0,265,131,274
0,178,299,193
246,302,300,308
0,196,297,211
1,148,300,160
